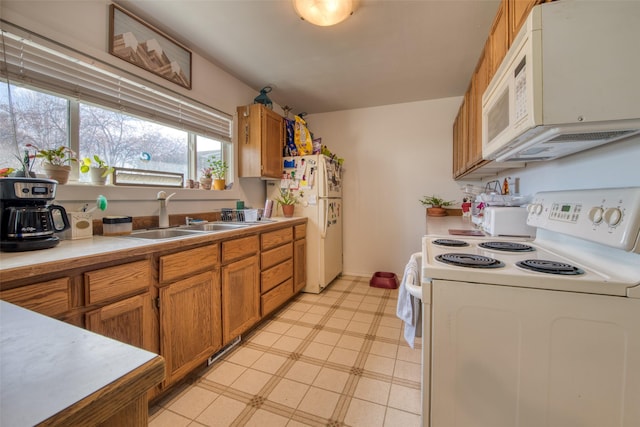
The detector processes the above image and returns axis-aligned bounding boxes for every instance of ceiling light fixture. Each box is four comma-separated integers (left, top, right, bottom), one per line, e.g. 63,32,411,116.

292,0,355,27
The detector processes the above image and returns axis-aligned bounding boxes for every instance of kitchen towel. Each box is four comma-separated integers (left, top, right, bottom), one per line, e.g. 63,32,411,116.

396,253,422,349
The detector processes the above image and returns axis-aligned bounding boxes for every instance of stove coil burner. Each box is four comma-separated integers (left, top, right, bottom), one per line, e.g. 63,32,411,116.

432,239,469,247
436,253,505,269
478,242,535,252
516,260,584,275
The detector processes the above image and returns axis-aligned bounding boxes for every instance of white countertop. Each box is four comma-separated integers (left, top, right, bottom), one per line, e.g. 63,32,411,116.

0,217,302,274
0,301,160,426
425,215,481,236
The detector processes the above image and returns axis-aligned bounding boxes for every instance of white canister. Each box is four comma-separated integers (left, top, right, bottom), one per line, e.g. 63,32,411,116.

63,212,94,240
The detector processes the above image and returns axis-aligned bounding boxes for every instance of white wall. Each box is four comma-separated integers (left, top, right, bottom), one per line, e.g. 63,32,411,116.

307,98,471,278
1,0,268,217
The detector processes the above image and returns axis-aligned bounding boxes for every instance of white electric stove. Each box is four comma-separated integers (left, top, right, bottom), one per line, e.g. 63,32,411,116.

415,187,640,427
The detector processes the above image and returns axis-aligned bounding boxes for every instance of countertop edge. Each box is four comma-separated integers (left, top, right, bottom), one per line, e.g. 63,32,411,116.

0,217,307,284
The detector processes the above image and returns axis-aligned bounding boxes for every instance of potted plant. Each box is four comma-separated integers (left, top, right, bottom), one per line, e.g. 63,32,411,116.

200,167,213,190
274,188,298,217
208,157,229,190
80,155,114,185
26,144,77,184
420,195,455,217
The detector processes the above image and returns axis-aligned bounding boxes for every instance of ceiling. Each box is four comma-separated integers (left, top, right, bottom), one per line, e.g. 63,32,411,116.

117,0,500,115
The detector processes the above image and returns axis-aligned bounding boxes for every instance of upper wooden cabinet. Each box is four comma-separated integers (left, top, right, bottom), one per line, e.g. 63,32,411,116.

509,0,541,44
488,0,509,81
453,0,545,180
237,104,283,179
467,45,490,171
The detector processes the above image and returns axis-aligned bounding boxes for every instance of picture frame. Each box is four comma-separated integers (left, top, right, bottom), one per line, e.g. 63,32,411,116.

109,4,192,89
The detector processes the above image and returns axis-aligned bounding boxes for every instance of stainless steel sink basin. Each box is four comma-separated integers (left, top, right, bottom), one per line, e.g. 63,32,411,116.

126,229,205,240
183,222,250,231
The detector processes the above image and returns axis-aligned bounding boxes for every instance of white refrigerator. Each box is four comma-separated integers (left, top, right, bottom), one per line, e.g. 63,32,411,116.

266,154,343,293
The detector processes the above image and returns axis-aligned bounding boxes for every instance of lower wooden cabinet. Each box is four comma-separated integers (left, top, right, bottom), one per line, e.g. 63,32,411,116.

85,293,152,351
0,277,71,318
159,270,222,386
293,238,306,293
221,254,260,343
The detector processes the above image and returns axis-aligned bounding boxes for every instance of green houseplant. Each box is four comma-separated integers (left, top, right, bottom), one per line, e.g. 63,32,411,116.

420,195,455,217
80,155,114,185
207,157,229,190
26,143,77,184
274,188,298,217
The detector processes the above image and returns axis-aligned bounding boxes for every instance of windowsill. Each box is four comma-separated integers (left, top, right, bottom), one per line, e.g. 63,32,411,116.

55,182,241,202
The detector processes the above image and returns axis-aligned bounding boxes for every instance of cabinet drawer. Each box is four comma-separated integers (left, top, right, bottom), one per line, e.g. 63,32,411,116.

261,227,293,250
0,277,71,317
160,244,219,283
222,235,259,263
294,224,306,240
261,242,293,270
261,279,293,317
261,259,293,293
85,260,150,305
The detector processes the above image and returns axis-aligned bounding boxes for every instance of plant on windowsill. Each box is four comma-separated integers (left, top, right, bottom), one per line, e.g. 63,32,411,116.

200,167,213,190
274,188,299,218
26,143,77,184
208,157,229,190
420,195,455,217
80,155,114,185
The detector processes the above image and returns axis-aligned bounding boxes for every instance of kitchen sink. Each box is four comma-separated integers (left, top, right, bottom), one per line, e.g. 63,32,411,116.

183,222,250,231
126,229,205,240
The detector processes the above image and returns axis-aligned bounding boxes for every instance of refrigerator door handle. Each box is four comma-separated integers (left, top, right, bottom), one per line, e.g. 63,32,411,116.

320,198,328,238
320,156,328,199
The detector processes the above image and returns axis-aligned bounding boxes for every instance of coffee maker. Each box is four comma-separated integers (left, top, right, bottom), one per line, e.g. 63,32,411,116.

0,177,70,252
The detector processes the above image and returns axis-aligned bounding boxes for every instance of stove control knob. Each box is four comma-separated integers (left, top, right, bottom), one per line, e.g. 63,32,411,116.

588,207,604,224
603,207,623,226
534,204,543,215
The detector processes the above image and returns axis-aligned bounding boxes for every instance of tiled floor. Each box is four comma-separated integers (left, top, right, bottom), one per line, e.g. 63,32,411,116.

149,275,422,427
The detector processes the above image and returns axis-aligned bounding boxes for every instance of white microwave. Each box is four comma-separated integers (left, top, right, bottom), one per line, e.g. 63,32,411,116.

482,1,640,163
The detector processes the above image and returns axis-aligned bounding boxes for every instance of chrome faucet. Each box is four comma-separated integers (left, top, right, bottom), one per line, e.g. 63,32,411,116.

157,191,176,228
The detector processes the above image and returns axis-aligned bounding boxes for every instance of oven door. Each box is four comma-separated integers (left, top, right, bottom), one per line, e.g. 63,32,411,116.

430,279,640,427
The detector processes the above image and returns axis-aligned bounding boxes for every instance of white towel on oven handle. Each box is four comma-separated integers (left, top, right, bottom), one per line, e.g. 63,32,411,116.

396,252,422,349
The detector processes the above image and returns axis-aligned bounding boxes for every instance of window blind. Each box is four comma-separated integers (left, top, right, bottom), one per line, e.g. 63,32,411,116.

0,25,232,142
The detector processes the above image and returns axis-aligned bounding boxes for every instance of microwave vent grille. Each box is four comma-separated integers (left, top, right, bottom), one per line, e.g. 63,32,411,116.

548,130,636,143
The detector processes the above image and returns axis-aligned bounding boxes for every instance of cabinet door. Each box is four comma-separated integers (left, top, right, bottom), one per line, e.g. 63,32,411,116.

86,293,152,351
238,104,283,179
261,107,284,178
468,46,490,169
293,238,306,293
160,270,222,385
509,0,540,44
489,0,509,81
221,254,260,343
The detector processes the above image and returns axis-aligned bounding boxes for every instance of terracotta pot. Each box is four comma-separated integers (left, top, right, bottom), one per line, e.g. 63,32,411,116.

281,204,295,218
90,167,109,185
426,207,447,217
213,178,226,190
200,177,212,190
43,164,71,184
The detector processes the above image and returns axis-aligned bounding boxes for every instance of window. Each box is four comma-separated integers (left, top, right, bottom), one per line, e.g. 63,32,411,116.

78,104,189,182
1,26,232,185
0,83,69,176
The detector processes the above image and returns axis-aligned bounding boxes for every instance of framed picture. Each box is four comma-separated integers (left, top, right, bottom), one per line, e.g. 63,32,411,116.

109,4,192,89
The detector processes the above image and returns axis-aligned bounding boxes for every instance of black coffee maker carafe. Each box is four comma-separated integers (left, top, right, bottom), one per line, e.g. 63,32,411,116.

0,177,70,252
